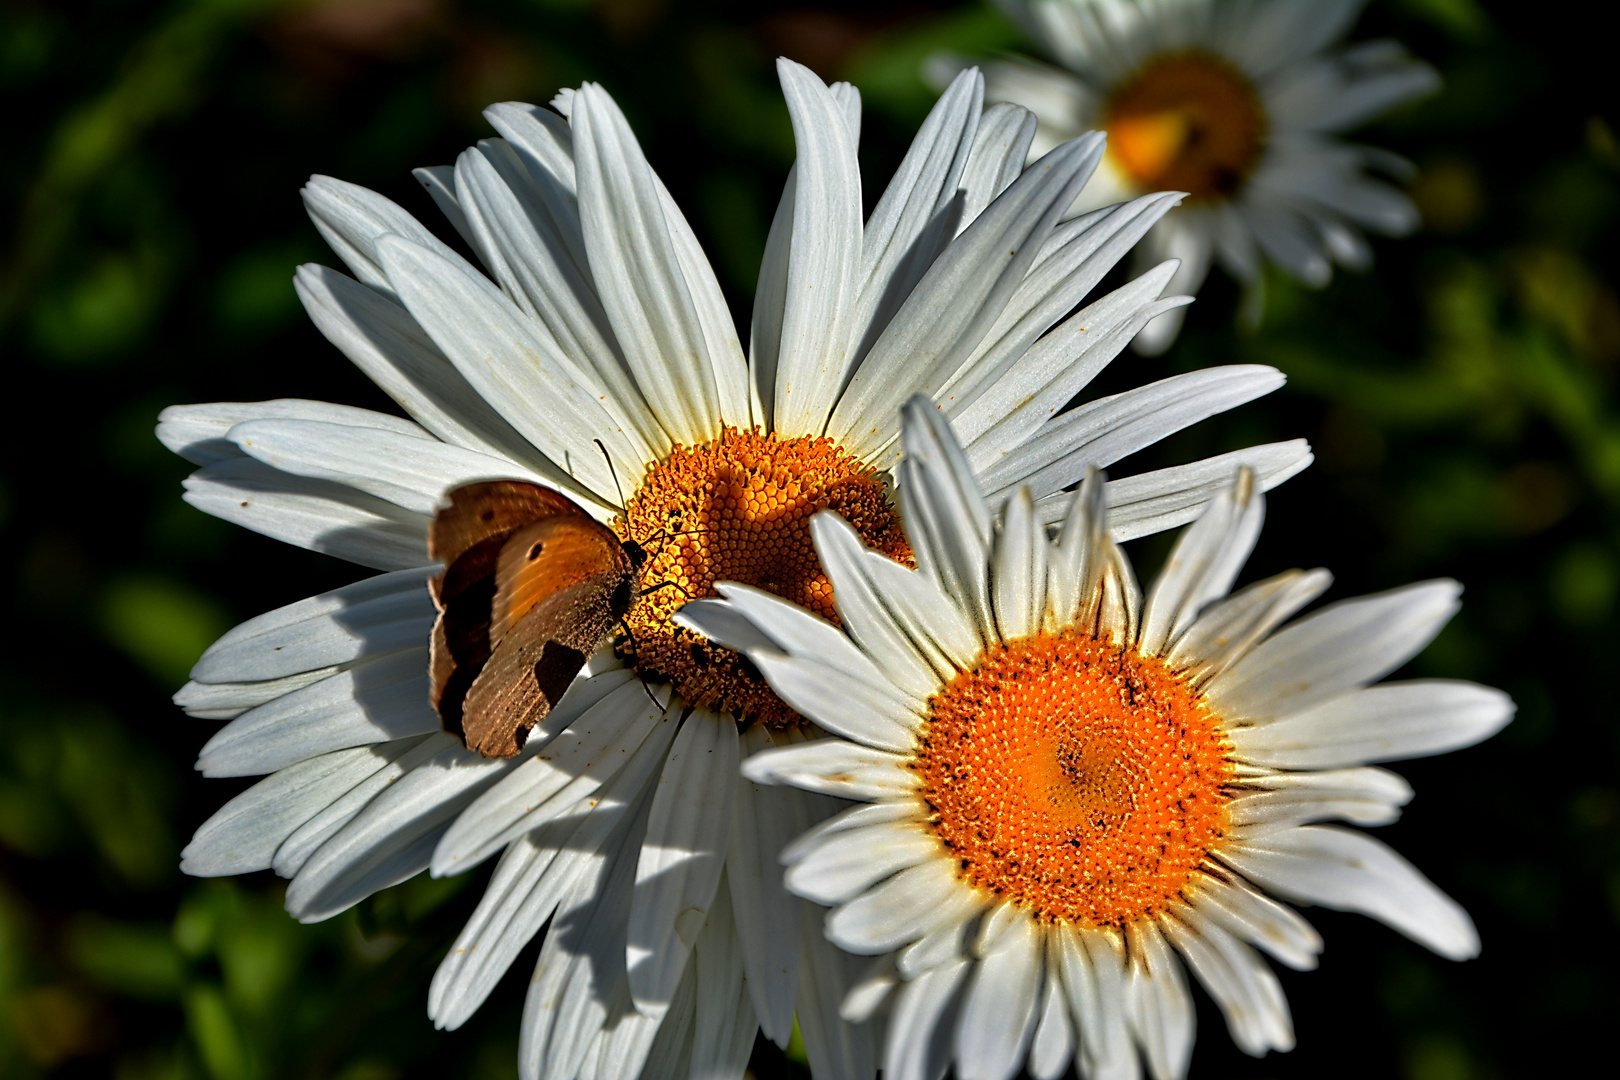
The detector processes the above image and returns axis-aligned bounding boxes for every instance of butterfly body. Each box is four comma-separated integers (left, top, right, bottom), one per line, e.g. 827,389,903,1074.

428,480,641,758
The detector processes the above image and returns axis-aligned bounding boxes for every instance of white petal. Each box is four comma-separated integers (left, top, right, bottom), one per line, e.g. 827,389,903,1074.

811,512,961,697
825,857,968,954
412,164,477,249
785,818,941,906
197,647,437,777
571,83,724,446
1183,870,1321,973
780,799,925,866
848,69,983,369
884,958,970,1080
796,902,879,1080
811,513,980,679
688,877,757,1080
772,59,863,437
1123,921,1194,1080
1055,924,1138,1080
183,457,430,570
284,738,519,921
841,954,898,1024
376,233,641,503
741,740,918,802
829,133,1106,461
958,101,1037,230
1028,945,1075,1080
174,669,341,721
293,265,562,473
1052,440,1313,540
1138,468,1263,657
983,366,1285,505
1219,825,1480,960
158,398,426,467
180,738,429,876
191,566,435,683
1160,907,1293,1057
627,710,739,1017
726,727,810,1046
301,175,461,299
896,396,995,641
992,486,1046,643
1228,767,1413,829
229,418,547,516
431,673,667,875
956,916,1043,1080
1229,680,1514,769
1206,581,1463,723
1165,569,1333,689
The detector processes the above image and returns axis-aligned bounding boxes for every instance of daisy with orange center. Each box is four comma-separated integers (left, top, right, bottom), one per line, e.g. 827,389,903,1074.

944,0,1439,353
160,60,1312,1080
680,398,1513,1080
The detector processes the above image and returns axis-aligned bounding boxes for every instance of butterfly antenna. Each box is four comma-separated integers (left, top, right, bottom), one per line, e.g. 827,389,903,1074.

593,439,629,513
614,617,665,709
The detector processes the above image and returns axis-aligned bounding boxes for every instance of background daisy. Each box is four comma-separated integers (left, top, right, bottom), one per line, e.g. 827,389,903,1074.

681,396,1511,1080
940,0,1439,352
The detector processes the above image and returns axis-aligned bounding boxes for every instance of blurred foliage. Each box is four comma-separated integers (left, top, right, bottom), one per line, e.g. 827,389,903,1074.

0,0,1613,1077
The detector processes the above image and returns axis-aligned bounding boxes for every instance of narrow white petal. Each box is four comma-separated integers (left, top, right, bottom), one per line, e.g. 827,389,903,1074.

301,175,461,299
1219,825,1480,960
175,669,341,721
884,958,971,1080
1160,907,1293,1056
283,738,519,921
1139,468,1263,657
197,647,438,777
726,727,809,1046
688,878,757,1080
796,903,879,1080
1184,870,1320,972
1228,767,1413,829
183,457,430,571
1050,440,1313,540
741,740,918,802
1056,924,1138,1080
992,487,1046,643
293,266,563,474
431,674,666,875
1166,568,1333,688
956,916,1042,1080
825,857,968,954
1206,581,1463,723
958,101,1037,230
772,58,863,438
1124,921,1194,1080
158,398,425,467
180,738,428,876
841,954,898,1023
1230,680,1514,769
785,818,941,906
627,710,739,1017
412,163,477,249
571,83,723,446
1029,946,1075,1080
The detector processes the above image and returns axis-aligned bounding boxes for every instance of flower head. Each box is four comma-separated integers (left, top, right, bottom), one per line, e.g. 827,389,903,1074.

681,397,1510,1080
162,61,1307,1080
951,0,1439,351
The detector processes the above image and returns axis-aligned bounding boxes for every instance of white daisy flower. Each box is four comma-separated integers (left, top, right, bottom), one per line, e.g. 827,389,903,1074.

160,61,1310,1080
679,397,1510,1080
953,0,1438,353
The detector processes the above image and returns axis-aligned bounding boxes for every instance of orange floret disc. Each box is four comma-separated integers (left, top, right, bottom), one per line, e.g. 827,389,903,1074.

615,426,909,728
915,629,1234,926
1105,50,1265,199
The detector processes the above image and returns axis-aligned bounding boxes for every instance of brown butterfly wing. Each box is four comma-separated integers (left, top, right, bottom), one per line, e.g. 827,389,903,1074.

429,481,636,759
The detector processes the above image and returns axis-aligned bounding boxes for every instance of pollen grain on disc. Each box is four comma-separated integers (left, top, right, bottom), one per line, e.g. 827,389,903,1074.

914,629,1234,926
1104,50,1265,199
615,426,908,728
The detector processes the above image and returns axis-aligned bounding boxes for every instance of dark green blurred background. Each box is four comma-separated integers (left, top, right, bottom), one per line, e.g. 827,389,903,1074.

1,0,1613,1077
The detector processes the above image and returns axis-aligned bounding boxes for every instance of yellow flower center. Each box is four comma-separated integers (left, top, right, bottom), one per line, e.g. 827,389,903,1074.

914,629,1233,926
1104,51,1265,199
614,427,909,728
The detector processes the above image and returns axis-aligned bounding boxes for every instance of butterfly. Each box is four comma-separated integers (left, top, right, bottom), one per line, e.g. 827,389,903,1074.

428,480,647,758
